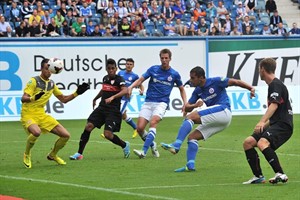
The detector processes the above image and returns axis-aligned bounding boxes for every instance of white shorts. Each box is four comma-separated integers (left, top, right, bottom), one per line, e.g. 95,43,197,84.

195,105,232,140
120,100,128,114
139,102,168,121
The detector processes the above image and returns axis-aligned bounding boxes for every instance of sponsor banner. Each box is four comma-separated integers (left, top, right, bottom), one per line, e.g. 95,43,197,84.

1,86,299,122
0,40,206,91
209,40,300,86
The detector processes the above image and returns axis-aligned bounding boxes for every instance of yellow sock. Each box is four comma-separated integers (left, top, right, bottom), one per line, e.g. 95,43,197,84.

49,137,69,157
25,134,38,155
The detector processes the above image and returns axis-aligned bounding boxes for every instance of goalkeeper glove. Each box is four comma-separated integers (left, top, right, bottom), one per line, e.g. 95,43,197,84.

74,83,90,96
30,91,45,101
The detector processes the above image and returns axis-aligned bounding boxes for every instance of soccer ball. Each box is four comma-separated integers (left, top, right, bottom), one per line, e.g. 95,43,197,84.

48,58,64,74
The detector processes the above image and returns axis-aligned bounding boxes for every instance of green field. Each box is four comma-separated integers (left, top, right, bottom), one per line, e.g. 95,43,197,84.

0,115,299,200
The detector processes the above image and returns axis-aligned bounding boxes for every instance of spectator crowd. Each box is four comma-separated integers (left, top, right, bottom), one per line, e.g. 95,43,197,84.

0,0,299,37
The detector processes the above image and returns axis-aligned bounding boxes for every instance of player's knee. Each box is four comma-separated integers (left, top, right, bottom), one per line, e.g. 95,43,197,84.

257,138,269,151
243,137,256,150
85,122,95,132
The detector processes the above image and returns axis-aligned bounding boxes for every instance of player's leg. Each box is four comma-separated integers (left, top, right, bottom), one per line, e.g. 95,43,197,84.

23,122,42,168
258,124,292,184
141,115,160,155
70,108,100,160
242,134,265,184
161,110,199,154
104,110,130,158
174,130,203,172
134,102,166,158
174,108,232,172
47,124,70,165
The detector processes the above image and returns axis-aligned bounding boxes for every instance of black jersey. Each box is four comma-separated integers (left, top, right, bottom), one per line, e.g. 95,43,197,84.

99,75,126,110
268,78,293,128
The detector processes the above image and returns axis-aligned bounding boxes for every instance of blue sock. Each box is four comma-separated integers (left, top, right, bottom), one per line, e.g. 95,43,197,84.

143,128,156,154
125,117,137,130
186,139,198,170
173,119,194,149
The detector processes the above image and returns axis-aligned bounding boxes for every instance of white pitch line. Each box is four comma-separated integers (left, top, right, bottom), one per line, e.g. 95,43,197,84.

0,139,299,157
0,175,179,200
115,181,300,191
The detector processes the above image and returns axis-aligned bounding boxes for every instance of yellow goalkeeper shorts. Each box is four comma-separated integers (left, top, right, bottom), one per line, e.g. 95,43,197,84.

21,112,59,134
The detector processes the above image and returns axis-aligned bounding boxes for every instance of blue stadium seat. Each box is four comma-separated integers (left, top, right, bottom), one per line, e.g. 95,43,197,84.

144,20,155,36
156,20,165,34
260,15,270,25
254,27,262,35
182,12,191,22
256,20,265,29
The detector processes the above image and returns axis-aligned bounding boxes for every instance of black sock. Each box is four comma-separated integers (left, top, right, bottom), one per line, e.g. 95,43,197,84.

245,148,263,177
262,147,284,174
109,134,126,148
78,129,91,154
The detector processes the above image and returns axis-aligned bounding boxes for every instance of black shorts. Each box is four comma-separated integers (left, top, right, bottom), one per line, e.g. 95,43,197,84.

251,122,293,150
88,106,122,132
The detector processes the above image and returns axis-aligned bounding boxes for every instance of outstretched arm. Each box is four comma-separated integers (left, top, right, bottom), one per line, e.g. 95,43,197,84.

128,76,145,96
228,78,255,98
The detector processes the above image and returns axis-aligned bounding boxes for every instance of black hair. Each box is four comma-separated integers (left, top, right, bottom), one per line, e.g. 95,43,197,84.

41,58,49,68
126,58,134,64
190,66,205,78
106,58,117,68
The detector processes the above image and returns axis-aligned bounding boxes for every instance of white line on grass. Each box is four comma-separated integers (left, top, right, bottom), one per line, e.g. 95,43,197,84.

0,175,179,200
0,139,299,157
115,181,300,191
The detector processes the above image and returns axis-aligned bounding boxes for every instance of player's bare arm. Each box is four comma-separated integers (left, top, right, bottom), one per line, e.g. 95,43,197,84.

254,102,278,134
228,78,255,98
178,85,187,113
128,76,145,96
93,90,103,109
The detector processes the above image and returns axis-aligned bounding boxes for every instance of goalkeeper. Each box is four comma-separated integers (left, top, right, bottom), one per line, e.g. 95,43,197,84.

21,58,90,169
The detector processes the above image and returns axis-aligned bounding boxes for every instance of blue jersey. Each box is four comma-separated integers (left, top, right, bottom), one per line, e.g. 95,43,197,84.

189,77,231,110
118,70,139,101
143,65,183,105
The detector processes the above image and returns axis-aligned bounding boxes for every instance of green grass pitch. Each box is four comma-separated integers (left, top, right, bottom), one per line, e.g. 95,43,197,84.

0,115,299,200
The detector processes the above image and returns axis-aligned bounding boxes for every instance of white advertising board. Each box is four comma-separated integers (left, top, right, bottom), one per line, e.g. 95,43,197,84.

0,40,206,91
1,86,299,122
209,47,300,86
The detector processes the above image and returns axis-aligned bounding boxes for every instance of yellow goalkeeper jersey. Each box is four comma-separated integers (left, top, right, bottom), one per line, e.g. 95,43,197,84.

21,76,62,114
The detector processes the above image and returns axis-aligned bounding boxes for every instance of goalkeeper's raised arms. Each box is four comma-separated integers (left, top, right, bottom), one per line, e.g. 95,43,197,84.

74,83,90,96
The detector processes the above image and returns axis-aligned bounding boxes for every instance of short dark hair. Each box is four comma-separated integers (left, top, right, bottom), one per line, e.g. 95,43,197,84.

159,48,172,59
190,66,205,78
126,58,134,64
259,58,276,74
41,58,49,68
106,58,116,68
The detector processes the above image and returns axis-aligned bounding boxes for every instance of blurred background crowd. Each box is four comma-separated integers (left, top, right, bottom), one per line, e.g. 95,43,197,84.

0,0,299,37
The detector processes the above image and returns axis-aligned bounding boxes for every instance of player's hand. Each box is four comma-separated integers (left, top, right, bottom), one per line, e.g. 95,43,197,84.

254,121,265,134
76,83,90,95
105,96,114,104
195,100,203,108
250,88,255,99
31,91,45,101
139,89,144,96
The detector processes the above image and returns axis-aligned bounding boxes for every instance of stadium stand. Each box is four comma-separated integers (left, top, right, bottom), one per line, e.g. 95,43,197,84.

0,0,299,37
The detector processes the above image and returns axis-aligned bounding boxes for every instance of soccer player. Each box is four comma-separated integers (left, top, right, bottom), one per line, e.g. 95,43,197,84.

21,58,89,168
161,66,255,172
101,58,144,139
70,58,130,160
128,48,187,159
242,58,293,184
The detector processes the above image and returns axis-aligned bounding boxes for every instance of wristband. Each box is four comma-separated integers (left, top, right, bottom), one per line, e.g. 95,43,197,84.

73,92,78,97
